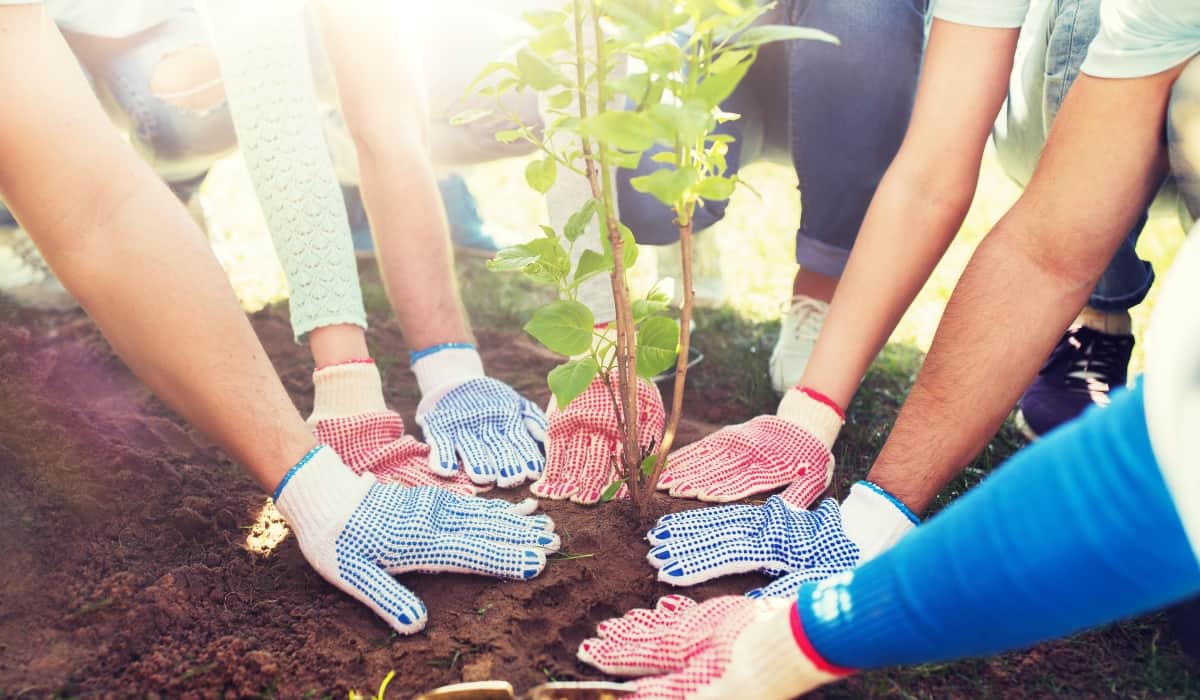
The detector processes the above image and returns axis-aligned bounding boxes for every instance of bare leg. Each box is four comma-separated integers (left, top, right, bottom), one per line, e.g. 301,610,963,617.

791,267,838,303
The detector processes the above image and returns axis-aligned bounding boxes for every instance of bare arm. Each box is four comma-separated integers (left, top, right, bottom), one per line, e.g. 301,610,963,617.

0,5,314,490
801,20,1019,409
868,67,1182,514
309,0,473,351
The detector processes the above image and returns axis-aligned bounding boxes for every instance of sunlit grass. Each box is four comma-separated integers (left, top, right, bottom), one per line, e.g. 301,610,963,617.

243,498,289,556
203,142,1185,376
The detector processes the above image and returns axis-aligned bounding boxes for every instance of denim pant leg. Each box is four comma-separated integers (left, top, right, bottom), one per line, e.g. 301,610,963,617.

89,8,237,200
994,0,1154,312
786,0,928,277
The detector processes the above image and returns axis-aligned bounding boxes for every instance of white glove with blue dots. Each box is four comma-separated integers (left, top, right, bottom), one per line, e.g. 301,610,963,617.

273,445,560,634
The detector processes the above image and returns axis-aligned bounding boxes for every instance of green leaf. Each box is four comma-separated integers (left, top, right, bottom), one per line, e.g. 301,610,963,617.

525,156,557,194
579,111,657,152
629,167,699,206
524,300,595,356
574,248,612,285
646,102,714,145
548,357,600,409
599,223,639,270
641,453,658,477
729,25,840,50
607,150,644,170
449,108,492,126
599,480,625,503
650,151,678,164
546,89,575,110
523,9,568,30
695,55,752,107
564,199,599,242
516,48,569,90
494,128,525,144
606,73,651,102
464,61,517,95
694,176,735,201
529,24,571,57
520,236,570,286
487,244,540,272
631,296,670,322
636,315,680,377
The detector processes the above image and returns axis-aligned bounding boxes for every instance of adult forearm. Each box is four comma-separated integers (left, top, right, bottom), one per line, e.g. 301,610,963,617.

801,167,975,409
867,71,1179,514
311,1,473,352
799,386,1200,669
0,6,313,490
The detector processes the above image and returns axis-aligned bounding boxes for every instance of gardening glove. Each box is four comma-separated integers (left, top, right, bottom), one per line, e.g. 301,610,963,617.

412,346,549,488
657,387,843,504
307,361,480,495
273,445,560,634
530,371,666,504
577,594,851,699
645,481,918,587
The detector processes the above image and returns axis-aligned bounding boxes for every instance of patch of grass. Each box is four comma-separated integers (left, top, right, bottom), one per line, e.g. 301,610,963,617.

65,596,114,621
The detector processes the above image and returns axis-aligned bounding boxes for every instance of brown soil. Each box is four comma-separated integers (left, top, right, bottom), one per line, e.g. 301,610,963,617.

0,303,1193,699
0,305,765,699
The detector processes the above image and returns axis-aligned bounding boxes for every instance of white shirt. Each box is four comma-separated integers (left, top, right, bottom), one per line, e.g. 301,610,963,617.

932,0,1200,78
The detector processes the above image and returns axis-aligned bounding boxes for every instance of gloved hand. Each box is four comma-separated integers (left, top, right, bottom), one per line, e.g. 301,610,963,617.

645,481,918,587
530,371,666,504
657,387,843,503
273,445,560,634
307,361,480,495
412,346,548,488
577,594,850,699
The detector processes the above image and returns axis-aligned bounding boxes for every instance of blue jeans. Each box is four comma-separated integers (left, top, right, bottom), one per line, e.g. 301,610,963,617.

616,0,929,278
0,7,236,230
993,0,1200,312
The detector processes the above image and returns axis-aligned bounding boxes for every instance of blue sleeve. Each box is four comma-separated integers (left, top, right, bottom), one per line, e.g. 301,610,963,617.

797,384,1200,669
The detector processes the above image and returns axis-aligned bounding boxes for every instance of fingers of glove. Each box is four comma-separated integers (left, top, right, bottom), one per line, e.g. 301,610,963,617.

439,511,562,551
569,435,624,505
455,430,502,485
521,397,549,443
500,420,546,485
387,466,482,496
424,426,462,478
778,464,831,509
746,571,815,599
691,462,803,503
666,458,755,500
532,431,594,500
656,429,744,491
646,504,762,546
595,595,698,642
381,535,549,580
335,554,429,634
484,427,529,489
578,633,689,677
653,538,773,586
627,664,714,700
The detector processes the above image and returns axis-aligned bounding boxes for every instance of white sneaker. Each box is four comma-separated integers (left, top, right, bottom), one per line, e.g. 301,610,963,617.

769,295,828,393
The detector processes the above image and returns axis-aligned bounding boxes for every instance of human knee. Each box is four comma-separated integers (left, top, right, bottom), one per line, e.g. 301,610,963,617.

111,45,234,177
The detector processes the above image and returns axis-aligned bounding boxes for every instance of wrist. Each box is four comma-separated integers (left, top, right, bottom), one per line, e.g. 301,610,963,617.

273,444,373,540
776,387,845,449
700,601,849,700
412,344,485,410
840,481,920,562
308,360,387,425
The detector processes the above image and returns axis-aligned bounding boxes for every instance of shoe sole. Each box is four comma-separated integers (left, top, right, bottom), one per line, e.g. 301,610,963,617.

1013,410,1041,442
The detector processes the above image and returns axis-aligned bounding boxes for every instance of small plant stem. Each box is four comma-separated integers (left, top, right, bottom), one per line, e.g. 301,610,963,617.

577,0,643,508
649,215,693,488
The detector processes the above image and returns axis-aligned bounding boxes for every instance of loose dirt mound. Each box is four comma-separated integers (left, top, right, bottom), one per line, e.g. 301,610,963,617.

0,306,763,698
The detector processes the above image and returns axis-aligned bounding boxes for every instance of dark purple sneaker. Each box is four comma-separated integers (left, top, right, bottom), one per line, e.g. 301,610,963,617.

1015,325,1134,439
